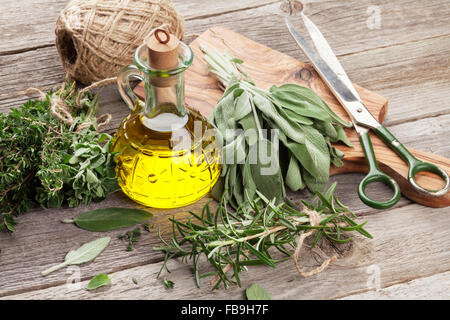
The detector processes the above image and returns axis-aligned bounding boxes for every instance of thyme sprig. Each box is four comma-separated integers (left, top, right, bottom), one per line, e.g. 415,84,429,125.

154,182,372,290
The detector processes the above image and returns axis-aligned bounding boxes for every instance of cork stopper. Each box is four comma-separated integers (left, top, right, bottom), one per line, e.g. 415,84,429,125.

146,29,180,70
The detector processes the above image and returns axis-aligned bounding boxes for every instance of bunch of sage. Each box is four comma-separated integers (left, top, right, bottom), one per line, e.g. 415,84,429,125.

201,45,352,206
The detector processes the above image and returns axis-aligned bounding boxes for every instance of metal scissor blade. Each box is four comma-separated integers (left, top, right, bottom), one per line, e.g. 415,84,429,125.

300,13,360,100
285,18,380,129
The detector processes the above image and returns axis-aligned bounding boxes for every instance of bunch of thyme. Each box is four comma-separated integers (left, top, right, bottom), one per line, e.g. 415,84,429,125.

0,81,118,233
154,182,372,290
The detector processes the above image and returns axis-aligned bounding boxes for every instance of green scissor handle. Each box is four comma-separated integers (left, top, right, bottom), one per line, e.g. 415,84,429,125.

358,131,401,209
374,125,450,197
358,125,450,210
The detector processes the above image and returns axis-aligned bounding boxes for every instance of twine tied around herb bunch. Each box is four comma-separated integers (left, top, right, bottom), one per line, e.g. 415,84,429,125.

293,207,337,277
25,79,113,133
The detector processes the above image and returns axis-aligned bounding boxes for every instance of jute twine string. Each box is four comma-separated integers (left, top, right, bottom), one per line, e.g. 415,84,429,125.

293,207,337,277
209,207,338,286
25,82,112,133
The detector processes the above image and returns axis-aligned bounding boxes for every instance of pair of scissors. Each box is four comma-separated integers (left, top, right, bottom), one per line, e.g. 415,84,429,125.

285,14,449,209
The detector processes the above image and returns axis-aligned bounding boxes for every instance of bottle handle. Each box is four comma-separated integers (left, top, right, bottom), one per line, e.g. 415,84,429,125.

117,65,144,111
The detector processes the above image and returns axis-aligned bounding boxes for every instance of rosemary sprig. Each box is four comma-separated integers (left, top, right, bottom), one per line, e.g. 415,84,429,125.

154,182,372,290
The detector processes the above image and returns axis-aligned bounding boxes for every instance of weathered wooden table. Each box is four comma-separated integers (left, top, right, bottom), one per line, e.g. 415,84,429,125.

1,0,449,300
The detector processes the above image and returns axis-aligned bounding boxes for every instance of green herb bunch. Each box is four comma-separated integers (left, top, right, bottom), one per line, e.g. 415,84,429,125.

201,45,353,206
0,82,118,233
154,182,372,290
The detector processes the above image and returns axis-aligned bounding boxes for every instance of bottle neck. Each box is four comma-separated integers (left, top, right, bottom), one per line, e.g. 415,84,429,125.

142,72,188,132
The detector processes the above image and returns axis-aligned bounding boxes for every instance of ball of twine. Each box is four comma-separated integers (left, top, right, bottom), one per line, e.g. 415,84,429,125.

55,0,184,85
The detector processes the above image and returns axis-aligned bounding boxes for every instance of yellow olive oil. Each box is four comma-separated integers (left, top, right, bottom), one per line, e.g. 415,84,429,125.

111,108,221,208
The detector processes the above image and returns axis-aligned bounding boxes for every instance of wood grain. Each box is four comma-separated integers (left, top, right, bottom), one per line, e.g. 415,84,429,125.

3,203,450,300
340,271,450,300
0,0,279,55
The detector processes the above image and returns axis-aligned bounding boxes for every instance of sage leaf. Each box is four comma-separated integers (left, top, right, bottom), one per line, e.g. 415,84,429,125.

248,139,284,204
87,273,111,291
253,94,305,144
271,84,351,127
234,90,252,121
242,160,257,202
233,168,245,205
222,134,246,166
331,125,353,147
246,283,271,300
238,113,258,145
211,176,225,201
314,120,338,139
303,168,328,193
66,208,153,232
41,237,111,276
285,156,304,191
281,108,313,125
277,128,329,180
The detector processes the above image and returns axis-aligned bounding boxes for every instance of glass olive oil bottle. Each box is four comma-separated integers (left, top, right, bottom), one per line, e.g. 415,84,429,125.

112,29,221,208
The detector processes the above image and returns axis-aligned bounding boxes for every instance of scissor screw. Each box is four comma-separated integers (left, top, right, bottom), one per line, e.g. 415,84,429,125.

357,107,363,113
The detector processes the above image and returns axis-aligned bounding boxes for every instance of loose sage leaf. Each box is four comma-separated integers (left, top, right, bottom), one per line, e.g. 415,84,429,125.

42,237,111,276
87,273,111,291
67,208,153,232
246,283,271,300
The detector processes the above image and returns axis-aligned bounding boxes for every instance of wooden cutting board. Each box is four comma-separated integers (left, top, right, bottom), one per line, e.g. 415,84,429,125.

135,26,450,208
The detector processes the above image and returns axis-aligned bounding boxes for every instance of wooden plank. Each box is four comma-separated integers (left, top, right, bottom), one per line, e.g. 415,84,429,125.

0,0,67,55
3,203,450,300
340,271,450,299
1,3,449,126
337,35,450,127
0,0,279,55
1,113,449,298
182,0,450,58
